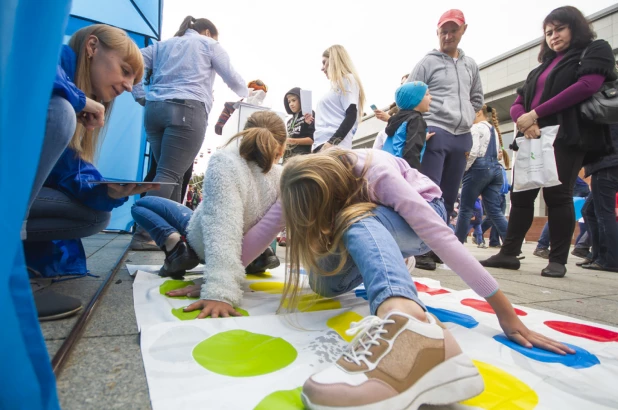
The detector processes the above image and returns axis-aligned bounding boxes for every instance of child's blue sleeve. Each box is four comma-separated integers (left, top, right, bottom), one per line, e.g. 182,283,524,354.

383,122,408,157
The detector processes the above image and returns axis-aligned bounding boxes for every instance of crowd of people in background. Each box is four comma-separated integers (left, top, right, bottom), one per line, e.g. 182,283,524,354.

22,5,618,410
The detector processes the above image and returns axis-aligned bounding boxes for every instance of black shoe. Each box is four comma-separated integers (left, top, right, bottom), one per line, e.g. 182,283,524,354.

571,248,590,259
581,262,618,273
246,247,280,274
576,258,593,267
428,251,443,264
159,241,199,279
415,253,436,271
480,253,521,270
35,290,83,321
541,262,567,278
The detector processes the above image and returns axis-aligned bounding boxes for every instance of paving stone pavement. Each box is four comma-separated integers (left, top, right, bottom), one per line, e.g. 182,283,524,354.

41,233,617,409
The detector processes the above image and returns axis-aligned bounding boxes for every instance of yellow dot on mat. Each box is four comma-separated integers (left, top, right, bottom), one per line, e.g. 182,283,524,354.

245,271,273,281
327,311,364,342
253,387,303,410
249,281,285,294
283,294,342,312
461,360,539,409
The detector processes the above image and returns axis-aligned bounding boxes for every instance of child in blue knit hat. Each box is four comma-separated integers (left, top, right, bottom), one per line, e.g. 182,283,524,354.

382,81,435,170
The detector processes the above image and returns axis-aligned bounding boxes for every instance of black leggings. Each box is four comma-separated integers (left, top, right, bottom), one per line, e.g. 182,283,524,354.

500,144,585,264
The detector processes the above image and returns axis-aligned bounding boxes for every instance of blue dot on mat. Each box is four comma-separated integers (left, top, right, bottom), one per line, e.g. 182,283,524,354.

426,306,479,329
355,289,368,300
493,335,600,369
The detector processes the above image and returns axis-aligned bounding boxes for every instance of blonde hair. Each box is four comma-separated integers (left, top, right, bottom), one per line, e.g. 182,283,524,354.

225,111,287,173
68,24,144,162
278,149,375,313
480,105,510,169
323,45,366,119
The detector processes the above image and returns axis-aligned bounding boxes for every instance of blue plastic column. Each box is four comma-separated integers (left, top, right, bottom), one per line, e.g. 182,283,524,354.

0,1,72,409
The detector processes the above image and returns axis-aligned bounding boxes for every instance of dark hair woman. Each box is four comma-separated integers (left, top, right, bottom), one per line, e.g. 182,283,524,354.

130,15,249,249
480,6,616,278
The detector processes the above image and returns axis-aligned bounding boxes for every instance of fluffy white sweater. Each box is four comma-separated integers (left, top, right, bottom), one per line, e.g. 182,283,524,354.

185,144,281,306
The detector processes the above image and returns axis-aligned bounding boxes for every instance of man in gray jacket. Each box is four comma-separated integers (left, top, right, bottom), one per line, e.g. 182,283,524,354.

407,9,483,269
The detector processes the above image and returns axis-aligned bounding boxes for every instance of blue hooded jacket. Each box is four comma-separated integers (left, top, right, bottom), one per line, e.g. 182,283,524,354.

44,148,127,212
52,45,86,112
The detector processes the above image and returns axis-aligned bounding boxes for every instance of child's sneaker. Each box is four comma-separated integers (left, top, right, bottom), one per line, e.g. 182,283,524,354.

302,311,483,410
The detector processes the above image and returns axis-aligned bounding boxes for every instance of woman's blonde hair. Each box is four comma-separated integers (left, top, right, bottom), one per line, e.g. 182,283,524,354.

278,149,375,313
225,111,287,173
323,45,366,119
480,104,510,169
68,24,144,162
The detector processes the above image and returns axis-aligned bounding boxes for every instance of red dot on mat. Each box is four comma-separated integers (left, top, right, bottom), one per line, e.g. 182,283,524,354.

414,282,451,296
544,321,618,342
461,298,527,316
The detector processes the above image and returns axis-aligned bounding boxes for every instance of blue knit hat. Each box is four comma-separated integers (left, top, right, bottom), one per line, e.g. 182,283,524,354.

395,81,428,110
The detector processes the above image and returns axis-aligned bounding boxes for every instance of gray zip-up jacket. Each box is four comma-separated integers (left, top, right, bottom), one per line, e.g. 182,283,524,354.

408,48,483,135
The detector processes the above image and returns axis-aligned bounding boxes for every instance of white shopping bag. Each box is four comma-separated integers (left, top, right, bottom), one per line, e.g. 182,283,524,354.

513,125,561,192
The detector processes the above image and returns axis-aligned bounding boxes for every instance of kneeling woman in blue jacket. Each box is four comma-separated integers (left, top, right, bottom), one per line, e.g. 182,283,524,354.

24,24,155,321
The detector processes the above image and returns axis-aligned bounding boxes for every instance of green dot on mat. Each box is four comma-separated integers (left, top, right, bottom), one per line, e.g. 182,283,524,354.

253,387,303,410
192,330,297,377
171,307,249,321
159,279,197,299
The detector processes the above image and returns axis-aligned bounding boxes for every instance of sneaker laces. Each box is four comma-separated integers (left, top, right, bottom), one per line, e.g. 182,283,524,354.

342,316,394,366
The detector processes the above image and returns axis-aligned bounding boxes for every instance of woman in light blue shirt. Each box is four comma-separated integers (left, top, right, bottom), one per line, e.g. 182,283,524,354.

132,16,248,205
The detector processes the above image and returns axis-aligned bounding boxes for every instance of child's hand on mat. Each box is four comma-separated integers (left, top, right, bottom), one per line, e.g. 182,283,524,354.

107,183,160,199
166,284,201,298
184,300,243,319
499,314,576,355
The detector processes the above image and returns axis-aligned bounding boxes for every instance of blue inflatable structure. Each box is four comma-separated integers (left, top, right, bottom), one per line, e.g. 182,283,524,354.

0,1,161,408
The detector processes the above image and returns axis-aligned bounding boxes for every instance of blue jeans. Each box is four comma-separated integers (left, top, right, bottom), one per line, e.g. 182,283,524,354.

131,196,193,248
583,166,618,269
23,96,76,239
482,194,506,247
310,200,447,315
455,159,508,244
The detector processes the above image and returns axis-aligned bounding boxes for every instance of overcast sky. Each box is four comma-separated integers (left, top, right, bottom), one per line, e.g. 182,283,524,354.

159,0,617,174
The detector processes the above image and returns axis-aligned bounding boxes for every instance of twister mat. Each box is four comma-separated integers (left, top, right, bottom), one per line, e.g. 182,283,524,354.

128,264,618,410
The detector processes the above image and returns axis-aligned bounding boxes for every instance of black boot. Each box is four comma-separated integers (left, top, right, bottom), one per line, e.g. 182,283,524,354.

479,253,520,270
159,240,199,279
415,252,436,271
541,262,567,278
246,247,280,274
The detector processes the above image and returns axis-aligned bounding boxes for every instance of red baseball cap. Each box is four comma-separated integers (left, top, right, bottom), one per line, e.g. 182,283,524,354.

438,9,465,28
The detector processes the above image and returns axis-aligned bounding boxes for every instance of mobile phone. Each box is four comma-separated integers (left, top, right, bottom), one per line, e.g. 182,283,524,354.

370,104,378,111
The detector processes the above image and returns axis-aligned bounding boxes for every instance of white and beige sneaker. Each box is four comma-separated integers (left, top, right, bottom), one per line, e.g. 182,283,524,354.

302,311,484,410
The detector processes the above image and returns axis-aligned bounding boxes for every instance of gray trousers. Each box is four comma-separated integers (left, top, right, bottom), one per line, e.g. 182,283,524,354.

144,99,208,203
26,188,110,242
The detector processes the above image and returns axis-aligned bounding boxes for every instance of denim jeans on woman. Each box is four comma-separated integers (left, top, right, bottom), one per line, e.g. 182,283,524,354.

455,157,508,244
131,196,193,248
144,99,208,203
309,200,447,315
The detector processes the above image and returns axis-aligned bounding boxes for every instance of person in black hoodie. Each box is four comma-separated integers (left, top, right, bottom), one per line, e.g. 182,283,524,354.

581,124,618,272
283,87,315,162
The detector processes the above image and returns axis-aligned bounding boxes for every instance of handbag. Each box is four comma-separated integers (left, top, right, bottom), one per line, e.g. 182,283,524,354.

579,47,618,124
512,125,561,192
